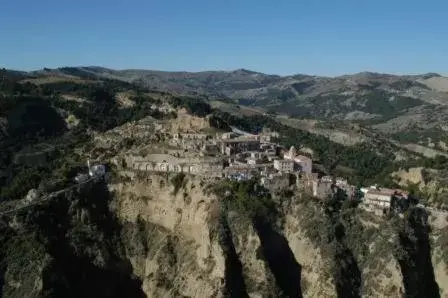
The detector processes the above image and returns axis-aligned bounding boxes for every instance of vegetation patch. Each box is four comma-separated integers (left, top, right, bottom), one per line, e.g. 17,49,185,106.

168,96,212,117
360,91,424,120
391,126,448,150
212,179,280,226
171,172,187,196
293,193,363,297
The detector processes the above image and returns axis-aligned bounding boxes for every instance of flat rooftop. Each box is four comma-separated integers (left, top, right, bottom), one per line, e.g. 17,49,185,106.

220,138,260,143
134,154,222,165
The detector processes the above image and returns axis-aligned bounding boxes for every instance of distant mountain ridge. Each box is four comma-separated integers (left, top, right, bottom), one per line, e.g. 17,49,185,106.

6,66,448,154
27,66,446,101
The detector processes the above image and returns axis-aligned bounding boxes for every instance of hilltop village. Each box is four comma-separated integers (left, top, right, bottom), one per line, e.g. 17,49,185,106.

99,105,416,217
3,72,448,298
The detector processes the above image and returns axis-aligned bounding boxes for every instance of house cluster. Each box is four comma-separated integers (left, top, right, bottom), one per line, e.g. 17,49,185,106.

170,132,217,153
113,108,413,217
309,175,413,215
280,146,313,174
124,127,313,191
312,176,357,199
216,134,312,191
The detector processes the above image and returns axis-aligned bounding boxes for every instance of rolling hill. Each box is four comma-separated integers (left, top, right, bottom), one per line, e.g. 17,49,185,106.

29,66,448,156
2,66,448,298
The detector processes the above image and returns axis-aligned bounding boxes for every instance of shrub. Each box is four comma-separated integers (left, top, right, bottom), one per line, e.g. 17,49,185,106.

171,172,186,196
168,96,212,117
213,179,280,225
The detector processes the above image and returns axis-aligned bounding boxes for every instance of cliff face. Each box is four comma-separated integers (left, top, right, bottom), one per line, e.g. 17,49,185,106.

110,173,225,297
108,174,408,298
2,173,448,298
0,181,146,298
283,212,337,297
395,209,440,298
429,213,448,298
110,173,307,297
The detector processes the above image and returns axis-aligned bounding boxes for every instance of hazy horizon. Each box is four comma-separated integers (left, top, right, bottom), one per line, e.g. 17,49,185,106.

6,65,446,79
1,0,447,76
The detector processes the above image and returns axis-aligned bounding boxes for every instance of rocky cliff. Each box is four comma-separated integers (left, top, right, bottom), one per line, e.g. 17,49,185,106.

109,172,447,298
1,173,448,297
110,173,225,297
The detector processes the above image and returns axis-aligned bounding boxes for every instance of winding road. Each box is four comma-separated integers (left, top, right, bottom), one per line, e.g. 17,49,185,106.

230,126,256,137
0,177,94,216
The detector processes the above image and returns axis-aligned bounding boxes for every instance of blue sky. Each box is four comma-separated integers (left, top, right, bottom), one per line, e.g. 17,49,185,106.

1,0,447,76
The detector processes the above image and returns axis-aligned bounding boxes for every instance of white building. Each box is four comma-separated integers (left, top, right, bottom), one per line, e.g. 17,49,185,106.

274,159,294,173
321,176,333,182
294,155,313,174
150,103,174,113
283,146,313,173
283,146,297,160
260,135,271,143
363,186,409,210
247,157,260,165
87,160,106,177
221,132,238,139
336,177,348,186
250,152,263,159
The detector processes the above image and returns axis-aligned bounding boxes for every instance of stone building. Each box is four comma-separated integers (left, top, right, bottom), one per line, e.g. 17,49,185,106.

312,180,336,198
297,172,318,191
261,173,290,191
364,189,394,209
219,138,260,156
295,155,313,173
221,132,238,139
339,184,357,199
132,159,223,177
321,176,333,183
247,157,262,165
224,163,269,179
261,127,280,137
363,187,409,210
151,103,174,113
173,133,210,142
201,144,219,155
264,148,277,158
284,146,297,160
283,146,313,173
335,177,348,186
249,151,264,159
273,159,294,173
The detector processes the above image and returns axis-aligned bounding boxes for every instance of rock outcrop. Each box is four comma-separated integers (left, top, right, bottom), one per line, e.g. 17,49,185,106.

111,174,225,297
2,173,448,298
